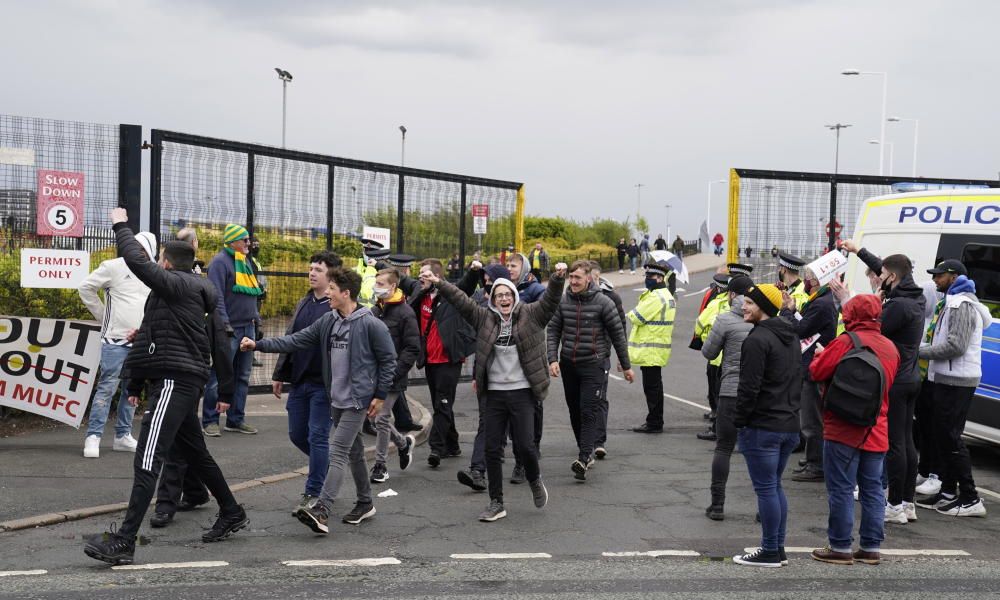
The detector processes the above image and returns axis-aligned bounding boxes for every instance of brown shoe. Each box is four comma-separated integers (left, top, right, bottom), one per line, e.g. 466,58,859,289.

811,547,854,565
852,549,881,565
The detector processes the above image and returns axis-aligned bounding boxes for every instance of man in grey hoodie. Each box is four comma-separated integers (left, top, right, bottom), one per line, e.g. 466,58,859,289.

917,260,992,518
241,268,397,533
701,275,754,521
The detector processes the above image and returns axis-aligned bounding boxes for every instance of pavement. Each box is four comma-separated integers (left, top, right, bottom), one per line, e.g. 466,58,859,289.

5,254,1000,598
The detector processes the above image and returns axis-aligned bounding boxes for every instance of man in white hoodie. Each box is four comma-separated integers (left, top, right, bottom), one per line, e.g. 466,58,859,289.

917,259,992,518
78,231,157,458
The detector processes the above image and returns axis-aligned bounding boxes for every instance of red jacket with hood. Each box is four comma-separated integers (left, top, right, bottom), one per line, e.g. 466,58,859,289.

809,294,899,452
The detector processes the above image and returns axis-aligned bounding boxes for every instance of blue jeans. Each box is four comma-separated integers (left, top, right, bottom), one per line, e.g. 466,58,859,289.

286,382,332,496
86,344,135,438
629,256,637,271
824,440,885,553
202,323,254,427
738,427,799,551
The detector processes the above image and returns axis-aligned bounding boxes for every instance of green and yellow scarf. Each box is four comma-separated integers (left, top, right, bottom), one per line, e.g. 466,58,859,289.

224,246,263,296
918,298,945,379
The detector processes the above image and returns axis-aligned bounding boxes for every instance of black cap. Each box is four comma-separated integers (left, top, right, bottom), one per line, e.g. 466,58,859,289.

728,275,754,296
388,253,416,268
361,238,385,251
777,251,805,271
644,259,672,276
927,259,967,276
727,262,753,276
366,248,391,259
712,273,731,289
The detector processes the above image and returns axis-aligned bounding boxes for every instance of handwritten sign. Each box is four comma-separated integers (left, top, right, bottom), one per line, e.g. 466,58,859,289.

806,250,849,286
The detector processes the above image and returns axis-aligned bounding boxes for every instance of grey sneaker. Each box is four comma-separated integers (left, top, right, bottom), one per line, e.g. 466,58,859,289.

224,422,258,434
295,502,329,534
292,494,318,517
529,478,548,508
342,502,376,525
457,469,487,492
572,459,588,481
510,464,526,484
203,423,221,437
479,499,507,522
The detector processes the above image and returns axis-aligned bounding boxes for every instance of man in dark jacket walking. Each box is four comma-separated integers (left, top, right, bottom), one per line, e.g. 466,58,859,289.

548,260,634,482
732,283,801,568
85,209,247,566
780,267,838,482
591,261,627,459
411,259,476,467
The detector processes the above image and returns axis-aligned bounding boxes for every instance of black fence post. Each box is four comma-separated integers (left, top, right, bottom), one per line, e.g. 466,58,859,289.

828,176,838,252
246,152,255,236
396,173,405,252
118,124,143,233
459,182,467,274
326,164,335,250
149,129,163,239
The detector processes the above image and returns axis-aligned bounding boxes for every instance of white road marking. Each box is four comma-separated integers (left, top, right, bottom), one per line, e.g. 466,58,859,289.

450,553,551,560
0,570,47,577
111,561,228,571
749,547,970,557
602,550,700,557
976,487,1000,501
283,558,401,567
675,287,686,293
664,393,710,412
684,286,710,298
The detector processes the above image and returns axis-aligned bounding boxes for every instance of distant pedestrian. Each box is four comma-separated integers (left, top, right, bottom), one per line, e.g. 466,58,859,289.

639,234,651,265
626,238,639,274
653,234,668,251
527,242,550,280
712,233,724,256
745,246,753,258
616,238,628,273
672,235,685,256
447,253,462,281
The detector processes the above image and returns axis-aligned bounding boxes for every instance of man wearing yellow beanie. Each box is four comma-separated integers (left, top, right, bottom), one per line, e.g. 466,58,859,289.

732,283,802,568
202,223,263,437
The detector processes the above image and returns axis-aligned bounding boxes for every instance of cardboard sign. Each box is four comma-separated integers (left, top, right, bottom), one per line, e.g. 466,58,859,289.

20,249,90,289
806,250,849,286
0,316,102,427
36,169,85,238
362,226,391,250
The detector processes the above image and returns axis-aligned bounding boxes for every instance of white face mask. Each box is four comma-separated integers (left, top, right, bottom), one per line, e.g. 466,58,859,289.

373,286,392,299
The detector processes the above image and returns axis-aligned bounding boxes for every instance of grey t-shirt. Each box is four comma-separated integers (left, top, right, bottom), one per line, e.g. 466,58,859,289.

328,316,353,409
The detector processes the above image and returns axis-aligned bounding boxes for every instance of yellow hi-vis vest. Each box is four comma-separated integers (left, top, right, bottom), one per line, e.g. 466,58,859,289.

628,287,676,367
788,279,810,312
355,258,378,307
695,294,729,367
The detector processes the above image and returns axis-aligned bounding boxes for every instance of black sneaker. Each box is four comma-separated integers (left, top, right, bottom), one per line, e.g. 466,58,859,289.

916,492,956,510
149,511,173,528
398,422,423,433
479,499,507,522
733,547,782,568
511,464,526,484
632,423,663,433
705,505,724,521
696,429,717,441
458,469,487,491
529,478,548,508
343,502,376,525
594,446,607,460
399,435,415,471
292,494,318,517
84,528,135,565
779,547,789,566
572,459,588,481
791,468,825,482
177,497,209,511
202,505,249,542
296,501,329,534
370,463,389,483
428,452,441,468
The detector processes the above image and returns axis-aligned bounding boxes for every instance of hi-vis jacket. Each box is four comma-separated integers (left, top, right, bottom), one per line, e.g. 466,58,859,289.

355,258,378,307
695,294,729,367
787,279,810,312
627,286,676,367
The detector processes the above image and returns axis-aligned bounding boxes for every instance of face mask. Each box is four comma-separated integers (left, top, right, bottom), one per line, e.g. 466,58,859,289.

644,277,659,290
484,283,493,295
373,287,392,299
804,280,815,294
880,277,893,294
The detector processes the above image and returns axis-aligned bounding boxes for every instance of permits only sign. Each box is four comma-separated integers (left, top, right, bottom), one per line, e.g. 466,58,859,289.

472,204,489,235
20,249,90,288
36,169,85,238
0,316,102,427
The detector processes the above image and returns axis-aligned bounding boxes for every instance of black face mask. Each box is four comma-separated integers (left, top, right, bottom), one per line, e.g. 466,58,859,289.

484,283,493,295
644,277,659,290
880,277,893,294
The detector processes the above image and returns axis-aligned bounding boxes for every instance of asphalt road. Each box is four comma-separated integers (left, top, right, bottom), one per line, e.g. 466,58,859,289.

3,269,1000,598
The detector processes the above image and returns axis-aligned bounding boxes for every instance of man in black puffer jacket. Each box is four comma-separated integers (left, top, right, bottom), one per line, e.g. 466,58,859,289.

85,209,246,567
841,241,927,521
547,260,634,482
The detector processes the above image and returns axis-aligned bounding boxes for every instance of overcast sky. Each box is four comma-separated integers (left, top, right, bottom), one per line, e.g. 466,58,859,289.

5,0,999,239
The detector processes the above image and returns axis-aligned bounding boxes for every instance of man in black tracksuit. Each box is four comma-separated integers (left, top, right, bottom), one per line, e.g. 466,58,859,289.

591,261,627,459
547,260,634,481
84,209,246,566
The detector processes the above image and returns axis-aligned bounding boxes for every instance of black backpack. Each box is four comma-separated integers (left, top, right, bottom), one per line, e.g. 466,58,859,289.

822,332,886,427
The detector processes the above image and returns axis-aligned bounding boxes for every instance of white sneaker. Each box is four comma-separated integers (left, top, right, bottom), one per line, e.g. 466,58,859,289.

113,434,138,452
915,474,941,496
904,501,918,522
618,270,624,274
936,497,987,518
630,270,636,275
853,485,859,501
884,503,908,524
915,474,928,487
83,435,100,458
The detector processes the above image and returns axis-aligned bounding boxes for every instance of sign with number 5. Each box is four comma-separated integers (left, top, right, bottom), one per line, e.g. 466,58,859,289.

36,169,85,238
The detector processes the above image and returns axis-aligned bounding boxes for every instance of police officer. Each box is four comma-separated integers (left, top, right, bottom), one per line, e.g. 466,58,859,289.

693,273,730,441
356,239,389,307
776,252,809,311
630,259,677,434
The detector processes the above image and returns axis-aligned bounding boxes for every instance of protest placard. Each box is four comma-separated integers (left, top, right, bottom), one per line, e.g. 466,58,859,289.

806,250,849,286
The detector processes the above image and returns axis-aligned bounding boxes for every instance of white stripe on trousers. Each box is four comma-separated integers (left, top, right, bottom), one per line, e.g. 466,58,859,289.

142,379,174,472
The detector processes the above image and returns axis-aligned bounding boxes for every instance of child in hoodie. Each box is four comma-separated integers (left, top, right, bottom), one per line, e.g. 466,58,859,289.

506,252,546,304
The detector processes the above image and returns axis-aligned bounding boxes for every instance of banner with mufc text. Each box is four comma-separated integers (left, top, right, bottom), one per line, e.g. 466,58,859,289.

0,316,102,427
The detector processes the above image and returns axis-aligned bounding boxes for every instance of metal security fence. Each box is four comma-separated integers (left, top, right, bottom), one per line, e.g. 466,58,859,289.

149,130,524,387
0,115,141,318
726,168,999,276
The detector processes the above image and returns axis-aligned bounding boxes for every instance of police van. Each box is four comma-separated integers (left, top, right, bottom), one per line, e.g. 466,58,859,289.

846,188,1000,444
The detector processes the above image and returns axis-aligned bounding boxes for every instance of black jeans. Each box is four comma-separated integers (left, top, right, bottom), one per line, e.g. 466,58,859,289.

120,378,238,540
800,379,824,471
392,391,415,428
561,360,606,462
710,395,738,506
706,363,721,414
641,366,664,429
154,451,210,516
886,381,920,505
617,253,625,271
915,380,942,478
425,362,463,456
484,389,540,502
595,358,611,447
931,383,979,502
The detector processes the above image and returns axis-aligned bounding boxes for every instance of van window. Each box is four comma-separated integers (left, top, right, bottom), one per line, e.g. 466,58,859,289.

962,243,1000,319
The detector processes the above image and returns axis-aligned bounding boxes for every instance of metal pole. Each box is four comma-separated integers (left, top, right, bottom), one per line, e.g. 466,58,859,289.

706,182,712,235
912,119,919,177
888,142,895,176
281,80,287,148
401,131,406,167
280,78,287,224
878,73,887,176
635,183,644,223
664,204,672,245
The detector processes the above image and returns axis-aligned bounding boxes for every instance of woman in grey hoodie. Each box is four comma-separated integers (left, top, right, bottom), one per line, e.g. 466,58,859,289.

421,264,567,522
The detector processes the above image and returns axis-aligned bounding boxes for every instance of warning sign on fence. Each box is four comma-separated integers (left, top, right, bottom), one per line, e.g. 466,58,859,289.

36,169,85,238
472,204,489,235
0,316,102,427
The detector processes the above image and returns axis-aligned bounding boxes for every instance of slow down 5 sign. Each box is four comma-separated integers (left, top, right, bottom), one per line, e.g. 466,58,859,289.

36,169,85,238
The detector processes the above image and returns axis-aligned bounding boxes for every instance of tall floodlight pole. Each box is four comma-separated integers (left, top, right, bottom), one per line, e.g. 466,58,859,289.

399,125,407,167
707,179,726,236
842,69,887,175
826,123,851,175
888,116,919,177
635,183,645,224
275,68,293,221
826,123,851,251
664,204,672,245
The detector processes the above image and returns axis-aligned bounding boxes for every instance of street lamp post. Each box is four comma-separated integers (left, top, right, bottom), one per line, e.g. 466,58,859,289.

841,69,887,175
706,179,726,237
399,125,407,167
635,183,645,224
664,204,672,245
826,123,851,251
888,116,919,177
869,139,895,176
274,68,293,225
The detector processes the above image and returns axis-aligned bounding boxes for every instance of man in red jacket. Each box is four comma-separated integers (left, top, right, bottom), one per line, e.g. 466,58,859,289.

808,295,899,566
